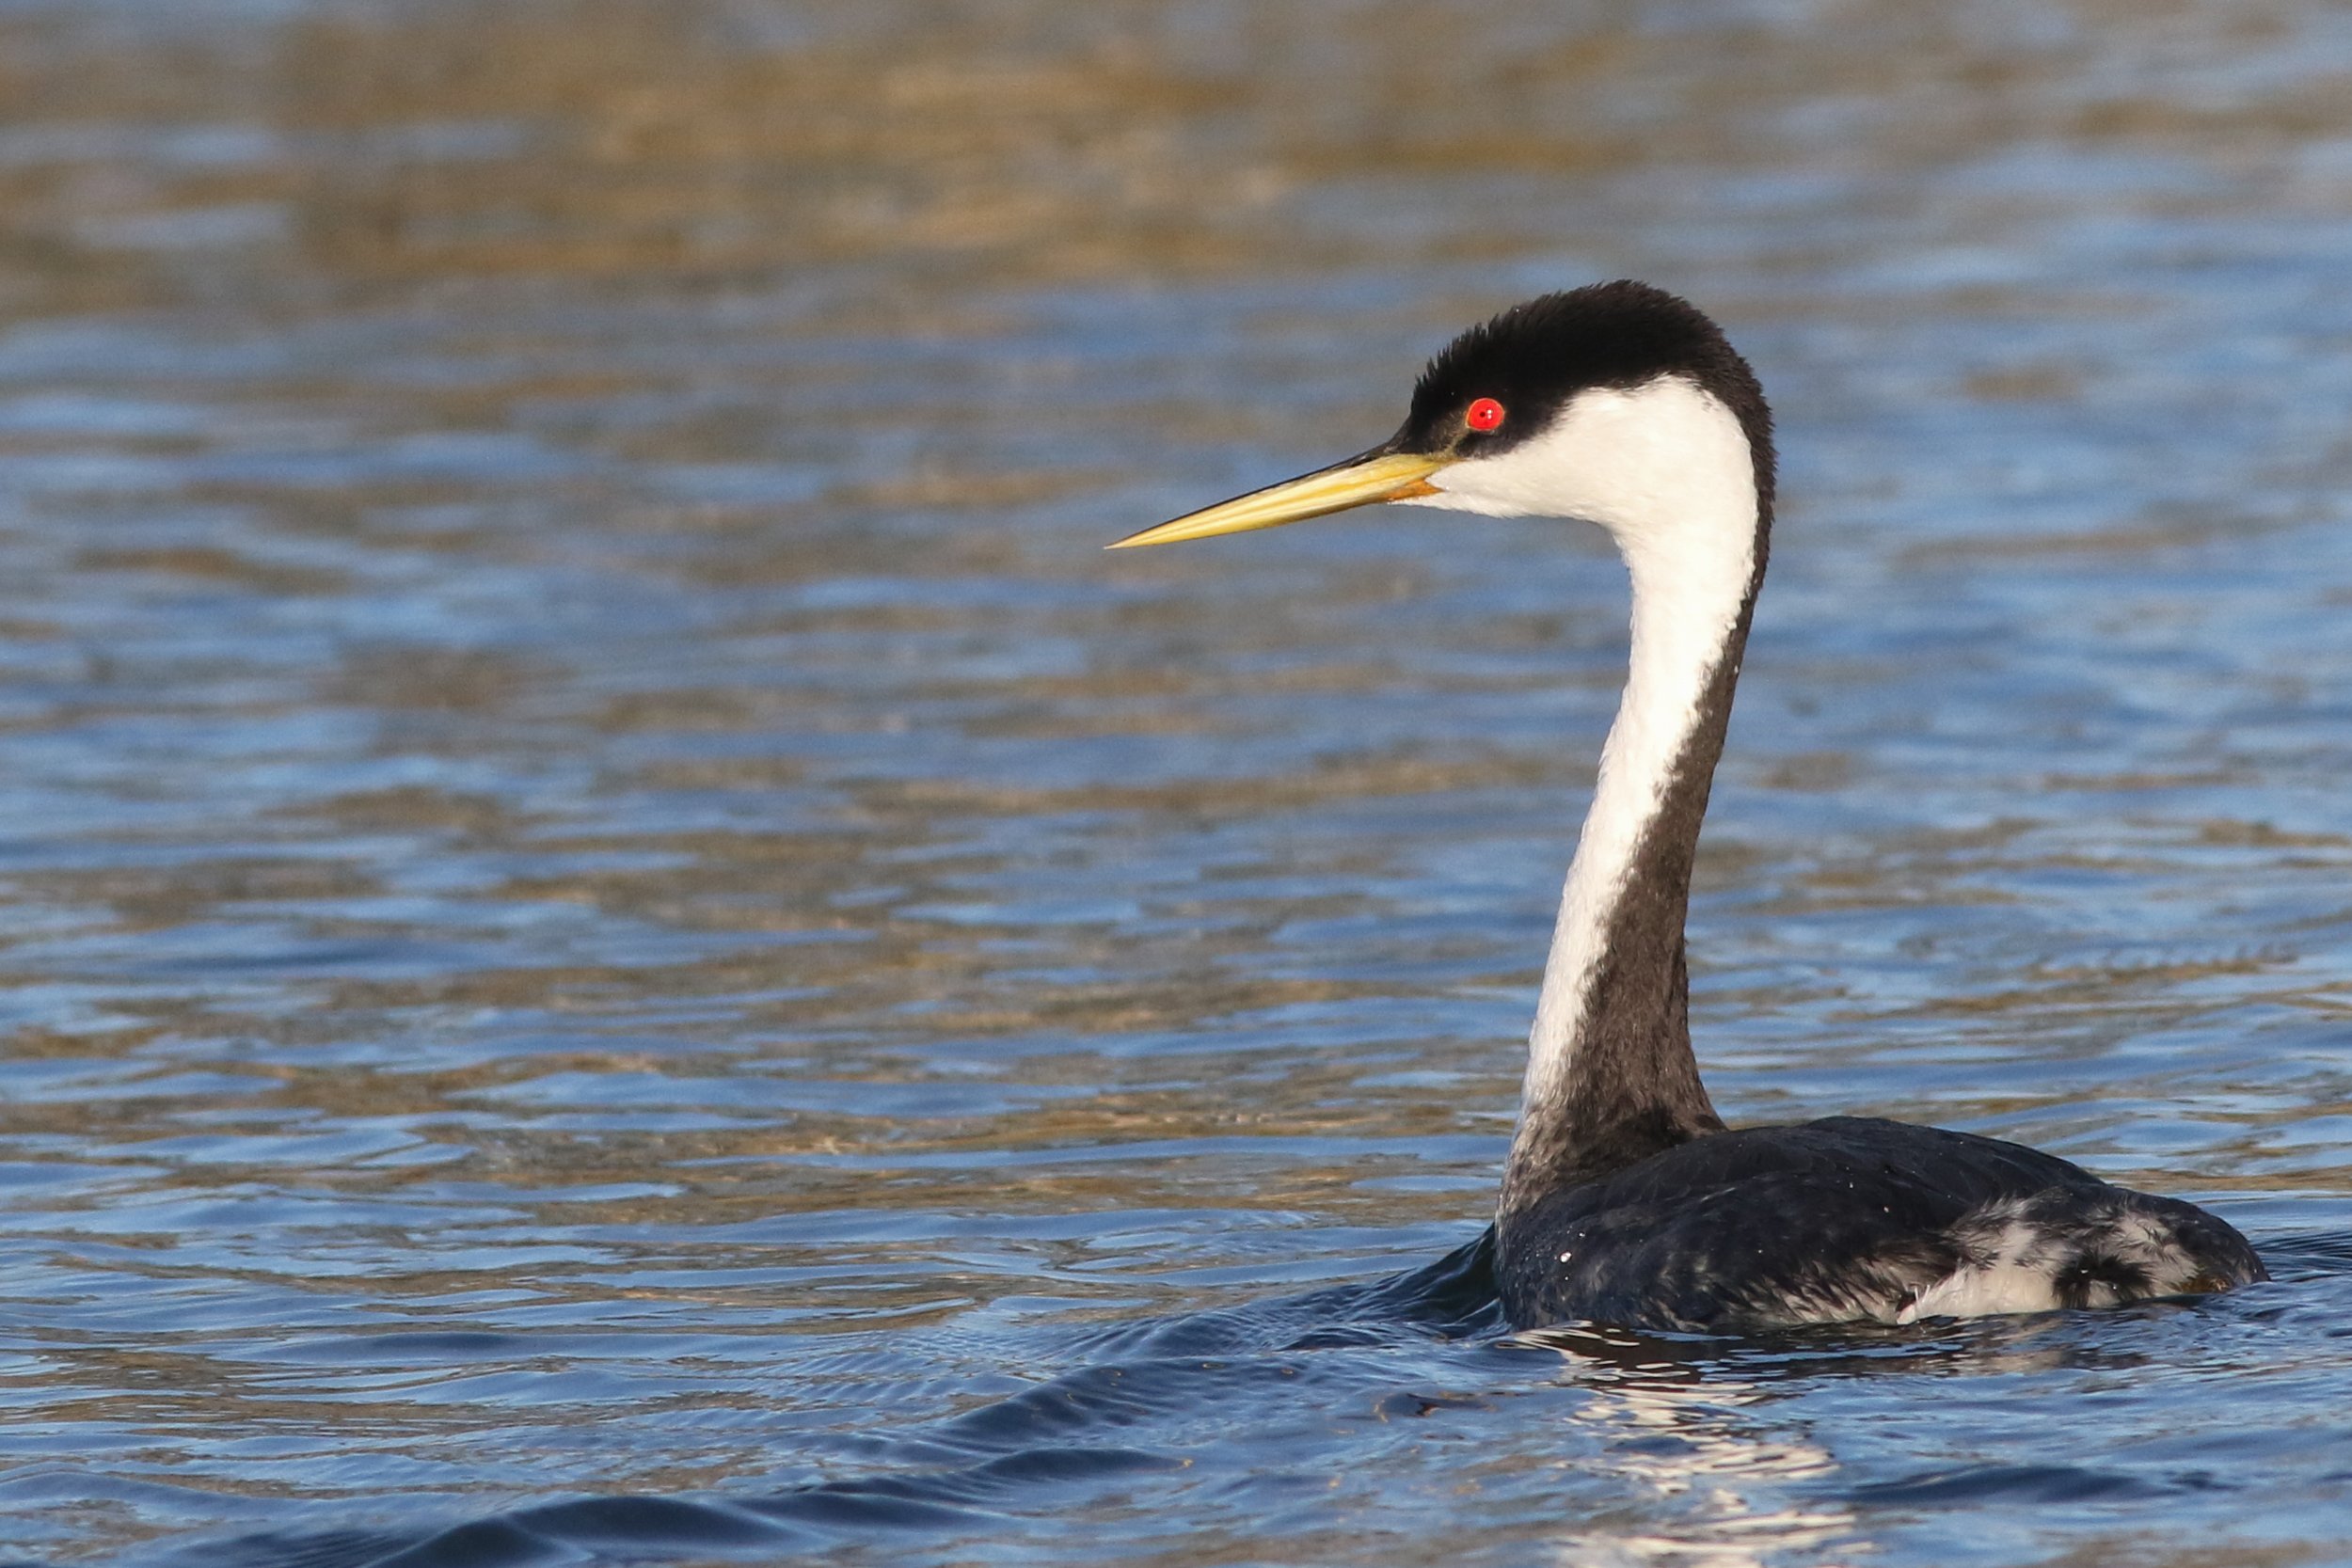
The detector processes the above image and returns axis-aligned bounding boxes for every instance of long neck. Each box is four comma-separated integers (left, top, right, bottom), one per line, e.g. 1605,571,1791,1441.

1496,383,1768,1219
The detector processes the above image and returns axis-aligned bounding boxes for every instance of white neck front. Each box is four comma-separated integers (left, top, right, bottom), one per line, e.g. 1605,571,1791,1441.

1411,376,1762,1117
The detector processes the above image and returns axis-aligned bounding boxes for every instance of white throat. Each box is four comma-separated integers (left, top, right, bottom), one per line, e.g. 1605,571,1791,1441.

1407,375,1762,1116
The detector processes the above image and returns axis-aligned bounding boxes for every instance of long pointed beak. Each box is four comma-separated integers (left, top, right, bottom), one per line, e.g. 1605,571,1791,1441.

1107,449,1452,549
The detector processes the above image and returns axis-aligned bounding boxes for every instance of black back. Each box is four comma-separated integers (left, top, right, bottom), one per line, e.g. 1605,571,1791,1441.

1501,1117,2267,1332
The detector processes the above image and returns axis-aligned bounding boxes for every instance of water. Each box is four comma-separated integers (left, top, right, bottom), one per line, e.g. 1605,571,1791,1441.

3,0,2352,1562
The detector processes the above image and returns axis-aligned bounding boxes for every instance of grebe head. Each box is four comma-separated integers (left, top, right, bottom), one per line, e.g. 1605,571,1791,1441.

1108,280,1772,551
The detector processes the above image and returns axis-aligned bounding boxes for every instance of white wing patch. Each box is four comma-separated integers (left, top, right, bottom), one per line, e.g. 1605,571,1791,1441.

1894,1196,2211,1325
1899,1208,2060,1323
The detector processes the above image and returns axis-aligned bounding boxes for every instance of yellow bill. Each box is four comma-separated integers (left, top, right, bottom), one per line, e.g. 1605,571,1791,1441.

1108,450,1452,549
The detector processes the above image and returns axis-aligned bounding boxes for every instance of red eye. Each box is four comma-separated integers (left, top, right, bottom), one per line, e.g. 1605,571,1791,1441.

1465,397,1505,433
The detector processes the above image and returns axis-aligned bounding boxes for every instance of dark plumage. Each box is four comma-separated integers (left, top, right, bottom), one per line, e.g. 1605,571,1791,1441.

1499,1118,2265,1332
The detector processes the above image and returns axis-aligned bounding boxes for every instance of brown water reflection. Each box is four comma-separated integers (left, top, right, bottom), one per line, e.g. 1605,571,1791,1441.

1,1,2351,1563
8,2,2347,308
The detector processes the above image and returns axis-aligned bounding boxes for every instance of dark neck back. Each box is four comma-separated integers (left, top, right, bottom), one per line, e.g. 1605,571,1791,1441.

1498,561,1764,1220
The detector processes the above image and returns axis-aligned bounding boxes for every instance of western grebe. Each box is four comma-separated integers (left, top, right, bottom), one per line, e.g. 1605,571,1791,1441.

1110,281,2265,1333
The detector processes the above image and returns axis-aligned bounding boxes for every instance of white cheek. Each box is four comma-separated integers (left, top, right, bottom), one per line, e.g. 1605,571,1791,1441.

1392,484,1502,516
1410,377,1756,541
1401,455,1552,518
1417,450,1568,520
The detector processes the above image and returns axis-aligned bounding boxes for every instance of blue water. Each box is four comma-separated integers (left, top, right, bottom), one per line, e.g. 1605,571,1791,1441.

3,2,2352,1563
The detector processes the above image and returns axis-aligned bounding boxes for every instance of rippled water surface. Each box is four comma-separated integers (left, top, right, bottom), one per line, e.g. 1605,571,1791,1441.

5,2,2352,1563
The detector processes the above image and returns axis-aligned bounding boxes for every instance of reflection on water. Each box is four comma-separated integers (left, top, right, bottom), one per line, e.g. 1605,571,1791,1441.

1534,1328,1859,1568
1,0,2351,1563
